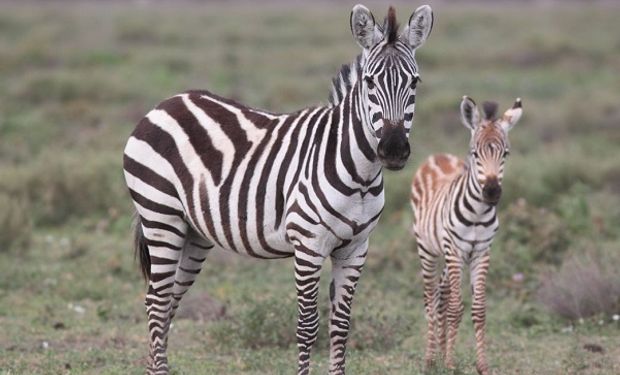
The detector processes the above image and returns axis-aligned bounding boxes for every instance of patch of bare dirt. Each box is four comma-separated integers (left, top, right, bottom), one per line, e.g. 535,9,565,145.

175,291,227,322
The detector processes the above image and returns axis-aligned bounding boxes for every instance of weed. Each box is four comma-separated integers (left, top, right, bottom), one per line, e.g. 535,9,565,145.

537,251,620,320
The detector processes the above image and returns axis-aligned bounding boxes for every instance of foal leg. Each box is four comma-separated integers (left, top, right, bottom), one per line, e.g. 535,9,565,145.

417,243,440,368
328,243,367,374
436,266,449,359
470,250,490,375
444,249,464,370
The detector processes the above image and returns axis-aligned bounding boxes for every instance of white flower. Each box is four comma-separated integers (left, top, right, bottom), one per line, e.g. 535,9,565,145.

613,314,619,321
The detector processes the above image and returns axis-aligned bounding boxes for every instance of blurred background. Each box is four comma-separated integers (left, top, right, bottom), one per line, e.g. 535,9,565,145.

0,0,619,373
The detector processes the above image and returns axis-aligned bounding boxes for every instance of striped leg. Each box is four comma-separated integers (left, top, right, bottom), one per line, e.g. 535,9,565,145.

294,249,325,375
436,267,449,359
470,250,490,375
142,217,188,375
328,245,367,374
444,251,464,370
418,243,440,368
169,230,214,323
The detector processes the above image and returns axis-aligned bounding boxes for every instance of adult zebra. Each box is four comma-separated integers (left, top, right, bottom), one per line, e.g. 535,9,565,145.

410,97,522,374
124,4,433,374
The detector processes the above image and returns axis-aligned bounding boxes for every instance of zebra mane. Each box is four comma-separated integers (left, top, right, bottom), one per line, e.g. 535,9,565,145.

328,53,363,107
482,101,499,121
384,6,399,44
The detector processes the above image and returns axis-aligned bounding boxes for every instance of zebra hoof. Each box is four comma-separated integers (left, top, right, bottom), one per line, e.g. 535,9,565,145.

476,363,490,375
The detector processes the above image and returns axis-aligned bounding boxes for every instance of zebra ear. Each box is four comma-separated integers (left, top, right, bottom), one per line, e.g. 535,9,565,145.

460,96,480,131
350,4,381,50
501,98,523,132
402,5,433,50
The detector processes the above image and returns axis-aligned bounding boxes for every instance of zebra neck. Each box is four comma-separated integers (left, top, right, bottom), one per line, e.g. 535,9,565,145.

458,163,495,217
325,84,382,187
329,54,363,107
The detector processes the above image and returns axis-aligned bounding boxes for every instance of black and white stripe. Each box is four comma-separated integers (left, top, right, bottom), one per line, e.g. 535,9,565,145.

124,5,433,375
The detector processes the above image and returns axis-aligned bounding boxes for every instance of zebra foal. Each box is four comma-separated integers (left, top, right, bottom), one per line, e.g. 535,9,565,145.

124,4,433,374
410,96,522,374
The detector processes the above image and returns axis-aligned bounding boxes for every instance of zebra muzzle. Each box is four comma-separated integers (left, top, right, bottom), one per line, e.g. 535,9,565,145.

377,124,410,171
482,178,502,205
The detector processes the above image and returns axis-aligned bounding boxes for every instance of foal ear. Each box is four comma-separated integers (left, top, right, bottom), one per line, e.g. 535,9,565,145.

350,4,381,50
500,98,523,132
401,5,434,50
460,96,480,131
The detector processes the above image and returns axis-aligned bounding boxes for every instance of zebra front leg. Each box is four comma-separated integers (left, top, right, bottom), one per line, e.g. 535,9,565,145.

328,244,367,374
418,244,440,369
294,247,325,375
444,252,464,370
470,250,490,375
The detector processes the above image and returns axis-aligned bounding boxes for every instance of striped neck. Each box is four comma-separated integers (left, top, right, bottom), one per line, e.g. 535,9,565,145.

460,161,494,216
324,80,382,189
329,54,364,107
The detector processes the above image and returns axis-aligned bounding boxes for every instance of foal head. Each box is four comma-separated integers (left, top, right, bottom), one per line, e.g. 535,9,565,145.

460,96,523,205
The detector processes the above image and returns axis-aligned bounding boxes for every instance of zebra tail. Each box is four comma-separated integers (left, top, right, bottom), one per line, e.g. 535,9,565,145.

133,214,150,282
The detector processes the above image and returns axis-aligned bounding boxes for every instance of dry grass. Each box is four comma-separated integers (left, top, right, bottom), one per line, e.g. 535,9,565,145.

538,251,620,320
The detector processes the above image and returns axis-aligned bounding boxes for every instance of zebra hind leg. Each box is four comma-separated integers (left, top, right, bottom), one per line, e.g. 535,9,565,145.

169,230,214,323
436,266,449,361
418,245,440,369
444,254,464,370
136,215,188,375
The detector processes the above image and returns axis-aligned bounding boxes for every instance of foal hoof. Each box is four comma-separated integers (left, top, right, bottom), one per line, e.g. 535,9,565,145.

476,363,490,375
423,355,439,374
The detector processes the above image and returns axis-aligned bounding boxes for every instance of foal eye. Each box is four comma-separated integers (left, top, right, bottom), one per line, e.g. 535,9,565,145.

364,77,375,89
471,150,479,158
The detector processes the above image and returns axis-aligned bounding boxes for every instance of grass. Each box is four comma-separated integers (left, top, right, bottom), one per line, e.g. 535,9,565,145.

1,1,620,374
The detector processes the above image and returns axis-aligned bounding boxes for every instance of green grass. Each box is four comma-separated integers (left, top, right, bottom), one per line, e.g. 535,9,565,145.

1,1,620,374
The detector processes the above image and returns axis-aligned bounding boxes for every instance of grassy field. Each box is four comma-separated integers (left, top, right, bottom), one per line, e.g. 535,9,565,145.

1,1,620,374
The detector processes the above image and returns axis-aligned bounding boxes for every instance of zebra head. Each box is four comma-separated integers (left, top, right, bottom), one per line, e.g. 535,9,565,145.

460,96,523,205
350,4,433,170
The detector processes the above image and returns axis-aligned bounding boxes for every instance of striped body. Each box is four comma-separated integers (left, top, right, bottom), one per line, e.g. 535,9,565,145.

125,90,384,261
411,97,522,375
124,5,434,375
412,153,498,261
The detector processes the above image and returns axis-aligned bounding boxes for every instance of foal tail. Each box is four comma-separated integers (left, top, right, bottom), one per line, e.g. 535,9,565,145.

133,214,150,282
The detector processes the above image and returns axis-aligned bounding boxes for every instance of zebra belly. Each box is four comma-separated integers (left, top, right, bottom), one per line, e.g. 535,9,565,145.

448,223,498,263
188,173,293,259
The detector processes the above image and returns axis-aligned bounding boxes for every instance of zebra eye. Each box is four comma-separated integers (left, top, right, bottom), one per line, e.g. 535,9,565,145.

364,76,375,90
471,150,479,158
503,149,510,157
410,76,419,89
